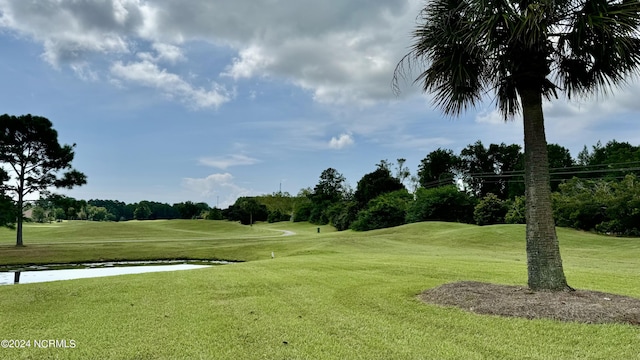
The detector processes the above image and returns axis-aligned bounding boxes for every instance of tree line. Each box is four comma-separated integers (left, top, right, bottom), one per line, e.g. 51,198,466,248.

1,111,638,239
27,196,217,223
292,139,640,236
15,138,640,238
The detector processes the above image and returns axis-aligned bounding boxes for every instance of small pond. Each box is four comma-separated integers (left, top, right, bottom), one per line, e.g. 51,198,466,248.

0,260,232,286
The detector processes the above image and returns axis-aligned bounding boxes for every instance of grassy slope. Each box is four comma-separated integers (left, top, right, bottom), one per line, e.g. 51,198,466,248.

0,221,639,359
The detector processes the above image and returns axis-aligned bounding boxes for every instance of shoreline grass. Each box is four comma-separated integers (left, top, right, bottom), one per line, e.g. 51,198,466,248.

1,220,639,359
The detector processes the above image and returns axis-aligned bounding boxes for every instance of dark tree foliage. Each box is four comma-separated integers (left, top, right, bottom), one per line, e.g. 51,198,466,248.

0,169,16,228
311,168,347,204
146,201,179,219
459,141,497,197
327,200,359,231
351,190,412,231
45,194,82,220
204,208,224,220
590,140,640,166
487,143,524,199
174,201,209,219
308,168,347,224
227,197,268,225
267,209,291,223
292,201,313,222
406,185,476,224
134,202,152,220
0,114,87,246
354,166,405,209
553,175,640,236
547,144,574,169
88,199,132,221
575,140,640,181
417,148,460,188
547,144,575,192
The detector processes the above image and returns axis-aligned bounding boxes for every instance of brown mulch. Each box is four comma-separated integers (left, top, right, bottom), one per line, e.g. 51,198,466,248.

419,281,640,325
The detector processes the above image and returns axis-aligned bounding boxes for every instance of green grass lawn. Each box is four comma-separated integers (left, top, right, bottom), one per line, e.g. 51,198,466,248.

0,220,639,359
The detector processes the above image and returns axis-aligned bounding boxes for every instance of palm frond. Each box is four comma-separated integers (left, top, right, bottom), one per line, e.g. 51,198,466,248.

555,0,640,97
394,0,640,119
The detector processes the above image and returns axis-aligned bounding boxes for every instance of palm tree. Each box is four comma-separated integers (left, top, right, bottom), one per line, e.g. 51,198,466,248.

394,0,640,290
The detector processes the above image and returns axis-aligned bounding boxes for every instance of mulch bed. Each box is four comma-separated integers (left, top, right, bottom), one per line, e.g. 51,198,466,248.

419,281,640,325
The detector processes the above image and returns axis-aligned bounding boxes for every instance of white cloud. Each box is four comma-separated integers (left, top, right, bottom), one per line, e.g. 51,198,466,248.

110,60,231,109
0,0,140,67
3,0,640,122
328,133,354,149
138,43,186,64
198,154,260,169
222,45,273,79
152,43,185,63
0,0,418,107
182,173,251,207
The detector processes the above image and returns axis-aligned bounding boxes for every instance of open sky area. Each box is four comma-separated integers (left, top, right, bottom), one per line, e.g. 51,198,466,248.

1,0,640,208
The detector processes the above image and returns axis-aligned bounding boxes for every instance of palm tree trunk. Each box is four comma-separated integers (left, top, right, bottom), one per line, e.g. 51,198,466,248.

520,88,570,291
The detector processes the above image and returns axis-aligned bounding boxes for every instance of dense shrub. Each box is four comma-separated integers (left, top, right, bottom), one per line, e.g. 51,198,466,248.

354,167,405,208
552,175,640,235
552,178,608,231
292,202,312,222
351,190,412,231
308,203,330,225
267,209,291,223
226,198,269,225
204,208,224,220
406,185,476,224
504,196,526,224
327,201,359,231
473,193,508,226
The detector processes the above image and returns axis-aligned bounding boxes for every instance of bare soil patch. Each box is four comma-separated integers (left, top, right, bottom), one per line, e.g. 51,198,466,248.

419,281,640,325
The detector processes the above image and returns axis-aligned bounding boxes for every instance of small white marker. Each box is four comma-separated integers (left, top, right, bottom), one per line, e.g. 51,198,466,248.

271,252,275,259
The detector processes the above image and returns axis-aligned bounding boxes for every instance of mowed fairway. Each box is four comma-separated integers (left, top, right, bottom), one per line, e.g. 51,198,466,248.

0,220,639,359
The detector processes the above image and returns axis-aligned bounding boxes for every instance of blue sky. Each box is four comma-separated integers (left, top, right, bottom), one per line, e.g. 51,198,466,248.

1,0,640,208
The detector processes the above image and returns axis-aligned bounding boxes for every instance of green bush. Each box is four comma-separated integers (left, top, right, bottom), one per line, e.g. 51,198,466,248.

292,202,312,222
267,209,291,223
504,196,526,224
351,190,412,231
204,208,224,220
552,175,640,235
473,193,507,226
553,179,607,231
406,185,476,224
327,201,359,231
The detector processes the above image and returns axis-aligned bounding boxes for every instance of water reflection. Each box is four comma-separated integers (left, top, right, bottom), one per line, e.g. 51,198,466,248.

0,264,210,286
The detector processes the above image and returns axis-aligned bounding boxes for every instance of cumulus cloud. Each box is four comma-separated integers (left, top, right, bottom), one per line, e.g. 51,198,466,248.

110,60,231,109
0,0,419,107
138,42,186,64
0,0,142,66
198,154,260,169
223,45,273,79
328,133,354,149
182,173,251,207
4,0,640,123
